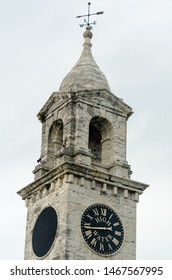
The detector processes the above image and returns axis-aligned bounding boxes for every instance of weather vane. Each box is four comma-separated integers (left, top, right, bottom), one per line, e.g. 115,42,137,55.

76,2,104,29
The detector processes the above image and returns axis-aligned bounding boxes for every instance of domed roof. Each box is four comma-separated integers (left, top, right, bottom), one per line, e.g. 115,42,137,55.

59,29,110,92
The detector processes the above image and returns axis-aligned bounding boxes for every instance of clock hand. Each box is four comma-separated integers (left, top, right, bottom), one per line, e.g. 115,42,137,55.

84,226,112,231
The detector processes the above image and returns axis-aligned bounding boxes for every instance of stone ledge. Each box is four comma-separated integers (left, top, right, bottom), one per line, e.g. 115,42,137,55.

17,161,149,203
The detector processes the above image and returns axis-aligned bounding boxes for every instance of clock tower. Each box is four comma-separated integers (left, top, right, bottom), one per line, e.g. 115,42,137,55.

18,17,148,260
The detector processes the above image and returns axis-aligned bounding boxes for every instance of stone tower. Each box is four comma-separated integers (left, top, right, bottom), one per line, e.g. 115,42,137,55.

18,27,148,260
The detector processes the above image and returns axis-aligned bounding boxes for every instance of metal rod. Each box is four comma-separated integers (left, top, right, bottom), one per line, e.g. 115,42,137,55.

76,2,104,28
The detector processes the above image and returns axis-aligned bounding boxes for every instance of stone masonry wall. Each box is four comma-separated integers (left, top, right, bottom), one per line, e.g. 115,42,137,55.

24,170,138,260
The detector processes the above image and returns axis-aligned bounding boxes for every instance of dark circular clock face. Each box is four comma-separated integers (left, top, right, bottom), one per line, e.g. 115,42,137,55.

32,206,58,258
81,203,124,255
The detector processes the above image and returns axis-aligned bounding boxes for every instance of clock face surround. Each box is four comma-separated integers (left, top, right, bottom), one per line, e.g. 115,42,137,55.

81,203,124,256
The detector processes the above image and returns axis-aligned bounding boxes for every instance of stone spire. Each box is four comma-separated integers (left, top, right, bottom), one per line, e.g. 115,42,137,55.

59,28,110,92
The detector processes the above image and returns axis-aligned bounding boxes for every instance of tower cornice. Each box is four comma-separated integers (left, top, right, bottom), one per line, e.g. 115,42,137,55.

37,89,133,123
17,161,148,201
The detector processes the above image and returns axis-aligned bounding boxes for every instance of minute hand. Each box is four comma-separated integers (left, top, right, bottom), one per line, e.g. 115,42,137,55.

84,226,112,231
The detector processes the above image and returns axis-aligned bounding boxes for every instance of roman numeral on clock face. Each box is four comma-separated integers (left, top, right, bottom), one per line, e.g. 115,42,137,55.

99,242,104,252
100,208,107,217
108,243,113,251
109,213,113,220
113,222,120,227
112,237,119,246
84,222,91,227
85,230,92,238
92,208,99,216
115,231,122,236
86,214,93,220
90,238,97,248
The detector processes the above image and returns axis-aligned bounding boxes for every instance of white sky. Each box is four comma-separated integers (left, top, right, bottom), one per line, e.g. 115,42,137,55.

0,0,172,260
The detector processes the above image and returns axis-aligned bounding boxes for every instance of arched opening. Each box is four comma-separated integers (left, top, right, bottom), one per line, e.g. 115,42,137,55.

89,124,102,162
48,119,63,168
89,117,113,165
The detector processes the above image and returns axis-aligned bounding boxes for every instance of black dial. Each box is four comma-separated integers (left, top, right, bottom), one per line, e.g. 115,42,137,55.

32,206,58,258
81,203,124,255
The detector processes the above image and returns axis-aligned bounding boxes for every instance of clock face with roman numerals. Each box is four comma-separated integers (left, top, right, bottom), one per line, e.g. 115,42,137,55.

81,203,124,255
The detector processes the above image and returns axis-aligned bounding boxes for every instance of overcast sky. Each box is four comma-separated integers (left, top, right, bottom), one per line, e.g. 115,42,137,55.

0,0,172,260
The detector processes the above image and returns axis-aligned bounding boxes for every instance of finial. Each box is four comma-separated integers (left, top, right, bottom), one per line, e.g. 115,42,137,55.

76,2,104,29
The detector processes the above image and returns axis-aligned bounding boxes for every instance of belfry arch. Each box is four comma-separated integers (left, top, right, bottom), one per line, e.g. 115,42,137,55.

47,119,63,168
89,116,114,165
